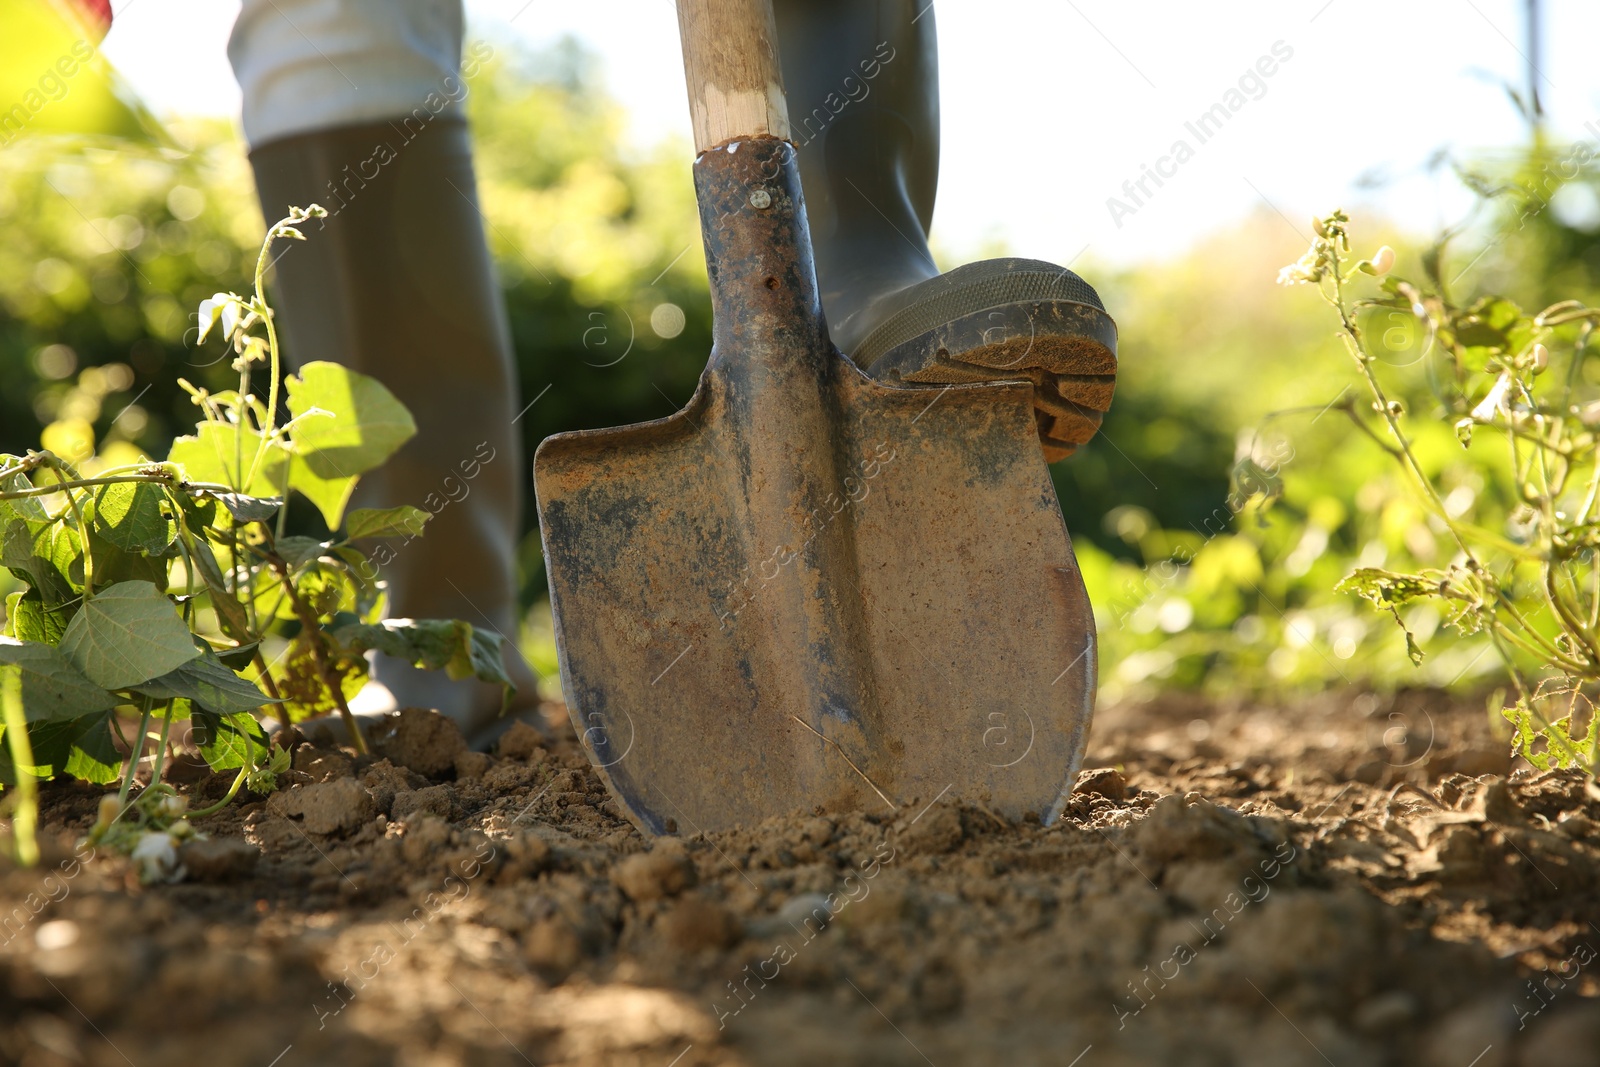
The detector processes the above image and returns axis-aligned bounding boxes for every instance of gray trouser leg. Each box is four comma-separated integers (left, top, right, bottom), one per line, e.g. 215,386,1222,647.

248,116,531,735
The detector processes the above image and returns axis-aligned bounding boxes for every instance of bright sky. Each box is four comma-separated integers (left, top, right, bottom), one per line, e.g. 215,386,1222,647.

103,0,1600,266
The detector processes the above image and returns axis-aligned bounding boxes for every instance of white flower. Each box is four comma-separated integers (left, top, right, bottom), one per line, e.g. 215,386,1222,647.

1370,245,1396,275
131,831,183,884
197,293,241,344
1471,373,1513,422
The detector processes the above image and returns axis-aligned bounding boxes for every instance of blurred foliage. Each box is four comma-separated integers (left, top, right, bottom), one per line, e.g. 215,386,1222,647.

0,0,160,147
6,37,1600,716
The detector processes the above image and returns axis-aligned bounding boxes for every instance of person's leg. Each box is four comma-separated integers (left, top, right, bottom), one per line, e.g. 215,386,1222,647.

773,0,1118,461
229,0,532,744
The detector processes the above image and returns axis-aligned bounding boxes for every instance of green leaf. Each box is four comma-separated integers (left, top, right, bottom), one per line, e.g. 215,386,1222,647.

1502,703,1599,774
331,546,383,621
8,589,69,645
0,465,50,522
186,536,252,642
275,536,332,569
131,648,278,715
288,452,359,531
7,521,83,607
276,634,366,722
176,491,220,535
337,618,513,688
86,529,170,589
345,505,430,540
0,637,118,721
286,362,417,481
297,563,357,622
62,711,121,784
58,581,203,689
198,490,282,523
0,711,121,786
87,481,176,556
190,709,271,771
166,422,289,499
215,642,260,671
1453,320,1509,351
1335,567,1435,606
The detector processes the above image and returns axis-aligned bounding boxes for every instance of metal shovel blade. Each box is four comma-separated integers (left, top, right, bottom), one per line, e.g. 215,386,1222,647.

533,138,1095,835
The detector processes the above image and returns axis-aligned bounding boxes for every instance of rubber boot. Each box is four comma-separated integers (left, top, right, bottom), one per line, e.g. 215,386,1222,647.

773,0,1117,461
247,116,536,748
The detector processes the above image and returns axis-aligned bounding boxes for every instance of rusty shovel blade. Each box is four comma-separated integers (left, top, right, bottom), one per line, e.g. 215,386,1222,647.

533,138,1095,835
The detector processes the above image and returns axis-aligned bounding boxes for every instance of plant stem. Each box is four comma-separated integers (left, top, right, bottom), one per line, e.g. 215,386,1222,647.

186,767,250,819
245,216,292,491
254,651,293,737
149,707,173,788
1329,276,1475,561
273,560,367,754
2,667,39,867
45,465,93,600
119,699,154,808
0,473,234,500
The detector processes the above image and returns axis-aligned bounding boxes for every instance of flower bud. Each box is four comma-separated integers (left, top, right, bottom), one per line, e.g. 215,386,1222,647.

1531,343,1549,375
95,794,121,832
1370,245,1395,275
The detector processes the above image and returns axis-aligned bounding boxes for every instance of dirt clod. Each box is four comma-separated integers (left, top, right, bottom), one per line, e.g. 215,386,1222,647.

267,777,375,835
525,917,583,981
1075,765,1127,799
901,802,965,854
454,750,492,779
496,720,547,761
612,841,696,901
373,706,468,777
659,893,741,952
176,836,260,882
391,784,453,823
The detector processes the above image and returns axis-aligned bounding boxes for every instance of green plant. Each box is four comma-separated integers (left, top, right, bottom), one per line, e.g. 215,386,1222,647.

1280,209,1600,775
1,207,511,866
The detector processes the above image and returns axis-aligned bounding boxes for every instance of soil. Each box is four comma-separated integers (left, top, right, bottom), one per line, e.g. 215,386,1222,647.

3,692,1599,1067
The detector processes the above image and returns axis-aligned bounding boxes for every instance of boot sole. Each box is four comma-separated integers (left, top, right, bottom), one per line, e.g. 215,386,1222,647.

854,259,1117,462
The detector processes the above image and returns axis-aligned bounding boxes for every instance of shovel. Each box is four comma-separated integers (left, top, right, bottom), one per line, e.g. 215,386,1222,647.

533,0,1097,835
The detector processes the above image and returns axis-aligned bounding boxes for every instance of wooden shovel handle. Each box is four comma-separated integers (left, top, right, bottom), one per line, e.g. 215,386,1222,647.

676,0,791,152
